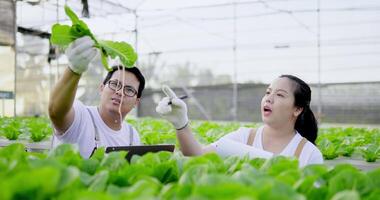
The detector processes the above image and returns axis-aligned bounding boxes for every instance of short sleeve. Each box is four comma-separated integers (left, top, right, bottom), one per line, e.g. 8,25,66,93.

132,127,141,145
306,148,324,165
54,100,86,143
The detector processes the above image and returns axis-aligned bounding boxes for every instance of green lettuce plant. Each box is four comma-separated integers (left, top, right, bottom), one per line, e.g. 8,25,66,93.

360,144,380,162
50,5,137,71
28,119,52,142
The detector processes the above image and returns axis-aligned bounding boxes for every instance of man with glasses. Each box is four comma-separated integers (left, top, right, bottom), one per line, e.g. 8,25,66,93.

48,36,145,158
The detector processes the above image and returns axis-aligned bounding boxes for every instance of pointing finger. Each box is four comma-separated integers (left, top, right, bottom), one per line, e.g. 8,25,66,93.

162,85,177,98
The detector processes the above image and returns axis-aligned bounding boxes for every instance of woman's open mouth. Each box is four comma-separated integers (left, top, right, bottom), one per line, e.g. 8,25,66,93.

263,105,272,116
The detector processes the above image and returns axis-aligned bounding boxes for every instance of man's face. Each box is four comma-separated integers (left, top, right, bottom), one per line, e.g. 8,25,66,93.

99,70,140,117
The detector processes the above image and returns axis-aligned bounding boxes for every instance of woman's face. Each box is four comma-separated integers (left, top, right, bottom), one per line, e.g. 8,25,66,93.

261,77,303,127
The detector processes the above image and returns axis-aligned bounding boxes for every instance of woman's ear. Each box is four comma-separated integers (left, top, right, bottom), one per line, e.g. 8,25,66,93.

293,107,304,118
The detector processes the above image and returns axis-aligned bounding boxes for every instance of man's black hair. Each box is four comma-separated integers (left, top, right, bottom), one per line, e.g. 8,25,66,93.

102,66,145,98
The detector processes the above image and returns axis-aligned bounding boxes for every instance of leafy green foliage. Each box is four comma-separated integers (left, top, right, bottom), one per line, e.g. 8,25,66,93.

327,168,373,198
1,116,380,163
50,5,137,71
317,127,380,161
1,118,24,140
0,117,53,142
27,118,52,142
50,24,74,45
360,144,380,162
319,138,339,160
98,40,137,68
0,141,379,199
0,117,380,199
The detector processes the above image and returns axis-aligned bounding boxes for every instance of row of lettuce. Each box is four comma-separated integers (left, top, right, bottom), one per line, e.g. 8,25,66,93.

0,117,52,142
0,117,379,162
0,143,379,200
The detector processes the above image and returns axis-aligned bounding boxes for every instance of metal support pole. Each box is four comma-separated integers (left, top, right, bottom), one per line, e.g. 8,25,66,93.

2,98,4,117
134,10,138,66
232,1,238,121
13,0,17,117
133,9,140,117
317,0,322,123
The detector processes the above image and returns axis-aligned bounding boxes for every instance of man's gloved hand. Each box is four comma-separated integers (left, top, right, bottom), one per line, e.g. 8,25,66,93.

156,85,189,130
65,36,98,75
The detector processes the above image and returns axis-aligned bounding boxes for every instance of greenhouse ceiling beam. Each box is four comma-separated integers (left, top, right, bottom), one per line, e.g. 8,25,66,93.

17,26,50,39
0,42,12,46
101,0,133,12
25,9,135,29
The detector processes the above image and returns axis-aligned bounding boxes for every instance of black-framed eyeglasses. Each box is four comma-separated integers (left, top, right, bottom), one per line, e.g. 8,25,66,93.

107,80,138,97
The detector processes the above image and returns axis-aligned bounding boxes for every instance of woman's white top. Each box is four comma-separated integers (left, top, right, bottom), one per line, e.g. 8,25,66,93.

211,126,323,167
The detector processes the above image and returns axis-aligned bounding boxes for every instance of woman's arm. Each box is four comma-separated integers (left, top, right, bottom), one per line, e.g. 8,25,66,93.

156,85,216,156
176,125,216,156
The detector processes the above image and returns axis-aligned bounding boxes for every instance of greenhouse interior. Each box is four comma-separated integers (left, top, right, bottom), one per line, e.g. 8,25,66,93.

0,0,379,199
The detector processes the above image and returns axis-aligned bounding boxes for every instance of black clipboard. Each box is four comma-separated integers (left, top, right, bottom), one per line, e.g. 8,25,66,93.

105,145,175,161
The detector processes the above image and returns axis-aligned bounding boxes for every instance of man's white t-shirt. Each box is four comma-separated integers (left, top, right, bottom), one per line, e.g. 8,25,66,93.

52,100,141,158
211,126,323,167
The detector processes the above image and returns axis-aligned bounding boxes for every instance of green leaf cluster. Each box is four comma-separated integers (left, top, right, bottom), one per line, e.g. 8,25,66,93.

0,117,53,142
2,116,380,162
50,5,137,71
1,143,379,200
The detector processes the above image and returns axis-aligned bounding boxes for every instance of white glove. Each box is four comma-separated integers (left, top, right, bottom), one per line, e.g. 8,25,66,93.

156,85,189,130
65,36,98,75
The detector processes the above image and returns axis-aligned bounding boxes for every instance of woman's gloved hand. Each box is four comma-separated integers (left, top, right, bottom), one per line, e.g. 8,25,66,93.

156,85,189,130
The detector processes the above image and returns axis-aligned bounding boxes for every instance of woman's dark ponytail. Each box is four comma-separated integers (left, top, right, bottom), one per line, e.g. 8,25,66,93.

280,75,318,144
294,106,318,144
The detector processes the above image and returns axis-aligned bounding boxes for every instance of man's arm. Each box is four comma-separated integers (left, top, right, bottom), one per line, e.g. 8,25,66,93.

48,68,80,134
48,36,98,135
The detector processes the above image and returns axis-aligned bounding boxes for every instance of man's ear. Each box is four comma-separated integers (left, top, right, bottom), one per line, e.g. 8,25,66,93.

135,98,141,107
99,83,105,93
294,107,303,118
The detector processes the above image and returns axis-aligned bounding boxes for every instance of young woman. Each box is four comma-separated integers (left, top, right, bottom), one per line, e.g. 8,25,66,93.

156,75,323,167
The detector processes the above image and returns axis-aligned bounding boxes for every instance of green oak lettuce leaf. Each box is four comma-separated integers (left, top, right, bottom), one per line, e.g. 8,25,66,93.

88,170,109,192
1,167,61,200
98,40,137,67
367,167,380,188
98,151,128,172
365,189,380,200
118,177,162,199
327,168,374,199
50,5,137,71
64,5,89,29
331,190,360,200
64,5,94,40
50,24,75,46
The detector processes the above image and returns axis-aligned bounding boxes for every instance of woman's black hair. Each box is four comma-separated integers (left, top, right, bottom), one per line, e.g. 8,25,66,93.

103,66,145,98
279,75,318,144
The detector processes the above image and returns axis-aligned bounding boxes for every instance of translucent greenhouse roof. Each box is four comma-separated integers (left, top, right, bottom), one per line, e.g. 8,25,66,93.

12,0,380,83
